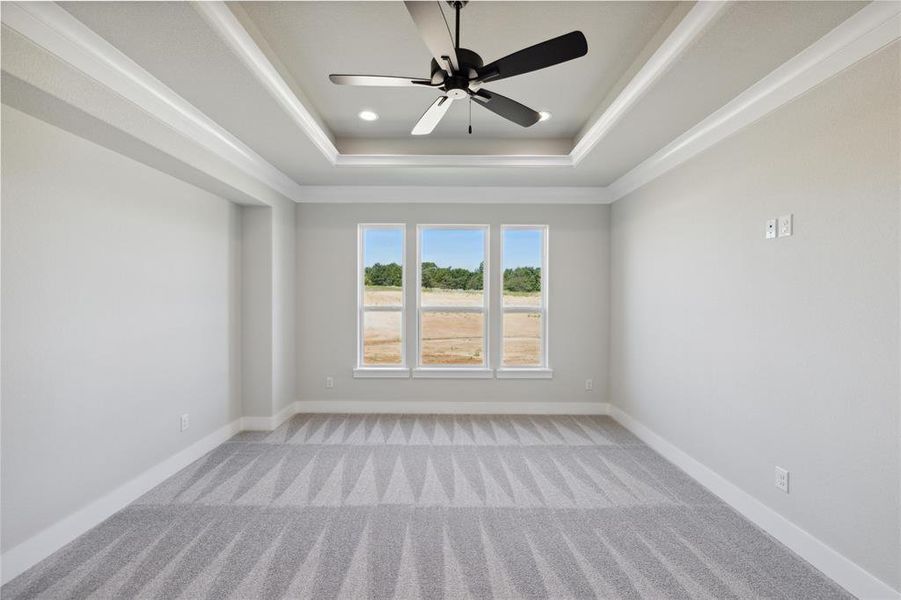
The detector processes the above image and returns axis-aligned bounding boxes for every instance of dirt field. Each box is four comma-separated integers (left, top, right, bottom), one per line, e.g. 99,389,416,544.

362,311,402,364
363,287,541,365
502,312,542,366
363,287,403,306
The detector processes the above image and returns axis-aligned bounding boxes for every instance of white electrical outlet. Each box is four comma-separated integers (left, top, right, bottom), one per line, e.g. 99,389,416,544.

326,376,334,389
180,413,190,432
765,219,777,239
775,466,789,493
778,214,793,237
585,379,593,392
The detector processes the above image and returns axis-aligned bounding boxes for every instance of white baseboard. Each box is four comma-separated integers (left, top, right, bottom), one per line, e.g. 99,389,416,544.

0,418,242,586
19,401,887,599
240,402,297,431
295,399,610,416
607,405,900,600
0,400,609,584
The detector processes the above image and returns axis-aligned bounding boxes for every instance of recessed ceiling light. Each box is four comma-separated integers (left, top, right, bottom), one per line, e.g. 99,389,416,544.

538,111,552,122
358,110,379,122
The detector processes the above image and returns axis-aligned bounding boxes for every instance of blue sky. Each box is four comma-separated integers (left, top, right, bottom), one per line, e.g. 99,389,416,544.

502,229,542,269
364,227,541,269
363,229,403,266
422,229,485,269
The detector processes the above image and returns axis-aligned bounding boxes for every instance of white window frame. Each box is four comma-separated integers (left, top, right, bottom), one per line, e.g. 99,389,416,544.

414,224,492,378
354,224,409,378
497,224,551,378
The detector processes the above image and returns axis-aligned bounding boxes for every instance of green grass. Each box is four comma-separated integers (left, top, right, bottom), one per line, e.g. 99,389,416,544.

503,290,541,296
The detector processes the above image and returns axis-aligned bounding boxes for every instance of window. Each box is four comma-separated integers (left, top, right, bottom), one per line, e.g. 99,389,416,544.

416,225,490,376
500,225,548,371
356,222,548,379
356,224,407,375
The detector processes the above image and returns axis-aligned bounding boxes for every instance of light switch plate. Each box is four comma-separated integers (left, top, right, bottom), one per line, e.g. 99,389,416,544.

778,214,793,237
766,219,777,239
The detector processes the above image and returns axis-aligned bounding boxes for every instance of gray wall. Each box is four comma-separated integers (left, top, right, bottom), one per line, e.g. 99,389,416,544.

241,201,297,419
0,107,243,552
241,207,273,418
272,200,297,414
295,203,609,407
609,43,900,590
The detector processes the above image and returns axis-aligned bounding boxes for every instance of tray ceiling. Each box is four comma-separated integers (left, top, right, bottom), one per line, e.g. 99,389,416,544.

237,1,677,145
2,0,889,195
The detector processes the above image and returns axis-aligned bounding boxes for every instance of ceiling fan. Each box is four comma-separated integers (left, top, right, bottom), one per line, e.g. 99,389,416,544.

329,1,588,135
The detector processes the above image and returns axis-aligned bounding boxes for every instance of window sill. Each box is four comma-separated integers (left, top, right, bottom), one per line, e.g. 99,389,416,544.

496,368,554,379
412,368,494,379
353,367,410,379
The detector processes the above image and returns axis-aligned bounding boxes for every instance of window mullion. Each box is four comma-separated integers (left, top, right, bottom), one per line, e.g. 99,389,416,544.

502,306,543,314
420,305,484,314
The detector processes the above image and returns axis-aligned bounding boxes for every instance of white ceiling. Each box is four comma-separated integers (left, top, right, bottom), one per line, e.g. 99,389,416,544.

2,0,886,196
583,0,866,183
238,1,677,143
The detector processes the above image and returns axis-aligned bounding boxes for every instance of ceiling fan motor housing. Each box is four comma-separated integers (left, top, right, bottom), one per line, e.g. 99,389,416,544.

431,48,483,99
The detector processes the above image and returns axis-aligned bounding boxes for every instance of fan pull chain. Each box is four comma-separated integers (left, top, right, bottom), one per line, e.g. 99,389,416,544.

468,97,472,135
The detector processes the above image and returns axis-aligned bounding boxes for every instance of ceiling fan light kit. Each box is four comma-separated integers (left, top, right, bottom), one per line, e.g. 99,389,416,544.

329,0,588,136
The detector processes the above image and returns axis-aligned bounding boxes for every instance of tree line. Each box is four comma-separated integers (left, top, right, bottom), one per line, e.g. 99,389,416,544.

365,262,540,292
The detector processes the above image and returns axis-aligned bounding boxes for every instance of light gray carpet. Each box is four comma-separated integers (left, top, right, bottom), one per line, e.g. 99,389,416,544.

4,414,850,599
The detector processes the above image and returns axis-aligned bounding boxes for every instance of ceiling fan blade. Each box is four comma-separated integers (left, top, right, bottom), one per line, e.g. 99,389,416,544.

412,96,453,135
404,1,459,73
477,31,588,83
329,74,435,87
472,89,540,127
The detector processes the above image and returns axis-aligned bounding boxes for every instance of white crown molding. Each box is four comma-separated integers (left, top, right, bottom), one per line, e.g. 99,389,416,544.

3,1,895,203
197,0,721,170
198,0,571,168
334,153,573,168
607,1,901,202
195,0,899,187
570,1,729,166
193,1,340,165
297,185,611,204
0,1,306,206
608,406,901,600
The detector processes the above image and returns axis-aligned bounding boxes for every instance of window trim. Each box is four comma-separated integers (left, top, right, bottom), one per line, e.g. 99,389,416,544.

498,224,550,374
357,223,408,374
412,368,494,379
495,368,553,379
415,224,490,372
